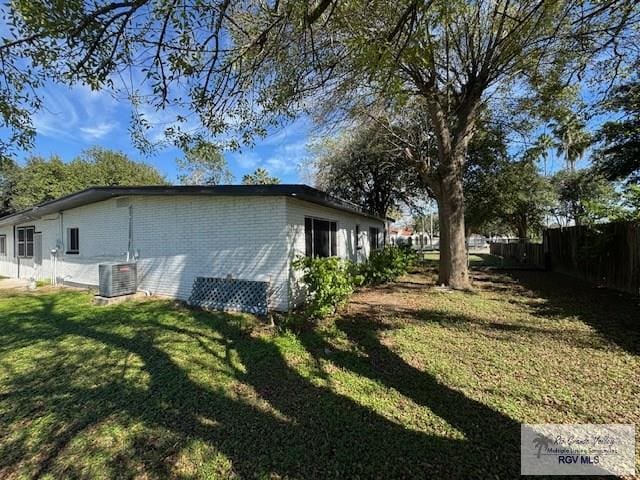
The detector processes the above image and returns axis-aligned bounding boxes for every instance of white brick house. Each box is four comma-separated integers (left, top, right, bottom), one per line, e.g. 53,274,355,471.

0,185,385,311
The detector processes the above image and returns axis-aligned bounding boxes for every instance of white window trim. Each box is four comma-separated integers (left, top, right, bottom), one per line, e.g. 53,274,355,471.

17,226,35,258
305,216,338,258
66,227,80,254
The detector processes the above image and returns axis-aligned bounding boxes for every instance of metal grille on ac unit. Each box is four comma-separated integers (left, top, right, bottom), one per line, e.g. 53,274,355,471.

98,262,137,297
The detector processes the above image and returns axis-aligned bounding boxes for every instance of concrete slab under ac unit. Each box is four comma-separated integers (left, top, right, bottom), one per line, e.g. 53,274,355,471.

93,292,147,306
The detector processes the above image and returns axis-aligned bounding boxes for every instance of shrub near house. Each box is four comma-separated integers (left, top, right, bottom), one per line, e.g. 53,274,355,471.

294,246,415,320
360,246,416,285
293,256,355,319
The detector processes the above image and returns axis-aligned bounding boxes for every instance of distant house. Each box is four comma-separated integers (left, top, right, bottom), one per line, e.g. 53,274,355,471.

389,227,414,245
0,185,384,311
389,226,438,249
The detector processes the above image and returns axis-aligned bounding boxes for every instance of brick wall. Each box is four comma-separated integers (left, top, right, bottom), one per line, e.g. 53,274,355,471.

0,194,385,311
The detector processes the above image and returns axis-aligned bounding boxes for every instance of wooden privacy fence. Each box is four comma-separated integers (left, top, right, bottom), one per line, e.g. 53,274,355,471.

544,222,640,296
489,242,545,268
489,222,640,296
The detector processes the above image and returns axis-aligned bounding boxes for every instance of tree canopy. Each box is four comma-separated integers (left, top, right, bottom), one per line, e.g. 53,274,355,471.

313,119,425,218
464,121,555,239
593,78,640,184
177,142,232,185
550,169,619,226
241,168,280,185
4,148,166,212
1,0,638,288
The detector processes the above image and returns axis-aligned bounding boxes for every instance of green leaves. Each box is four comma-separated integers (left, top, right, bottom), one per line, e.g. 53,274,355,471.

592,79,640,184
241,168,280,185
551,169,619,226
313,116,427,218
176,140,232,185
293,256,355,320
465,156,554,239
358,247,416,285
5,148,167,212
293,247,416,320
0,0,637,161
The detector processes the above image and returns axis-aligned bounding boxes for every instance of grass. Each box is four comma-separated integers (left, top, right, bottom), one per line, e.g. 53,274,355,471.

35,278,52,288
0,266,638,479
420,250,522,268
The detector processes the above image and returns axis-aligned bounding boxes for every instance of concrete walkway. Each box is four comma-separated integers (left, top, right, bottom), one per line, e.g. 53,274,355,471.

0,278,30,290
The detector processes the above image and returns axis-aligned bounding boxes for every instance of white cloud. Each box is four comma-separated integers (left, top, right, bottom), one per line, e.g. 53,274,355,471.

281,140,309,155
262,118,310,146
225,120,311,181
228,151,260,169
265,156,298,175
32,82,121,144
79,122,117,140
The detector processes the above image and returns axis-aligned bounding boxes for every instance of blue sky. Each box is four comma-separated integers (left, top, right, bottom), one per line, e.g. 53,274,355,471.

19,82,313,184
16,78,613,186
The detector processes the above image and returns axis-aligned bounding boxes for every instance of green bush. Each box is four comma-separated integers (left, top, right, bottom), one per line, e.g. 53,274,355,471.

293,256,355,320
293,247,415,320
360,246,416,285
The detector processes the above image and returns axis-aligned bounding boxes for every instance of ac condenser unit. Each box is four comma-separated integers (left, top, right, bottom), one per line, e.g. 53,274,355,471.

98,262,137,297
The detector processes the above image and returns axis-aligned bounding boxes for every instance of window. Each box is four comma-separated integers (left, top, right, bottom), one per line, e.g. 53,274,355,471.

369,227,380,251
305,217,337,258
67,228,79,254
17,226,34,258
0,235,5,256
355,225,362,249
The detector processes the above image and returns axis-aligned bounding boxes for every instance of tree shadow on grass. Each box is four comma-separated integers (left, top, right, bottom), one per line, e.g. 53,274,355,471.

484,270,640,356
296,316,522,477
0,292,521,479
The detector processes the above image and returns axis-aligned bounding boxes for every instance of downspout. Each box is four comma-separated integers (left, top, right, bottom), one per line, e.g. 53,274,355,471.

60,212,64,251
56,212,64,286
52,251,57,286
127,205,134,261
13,224,17,278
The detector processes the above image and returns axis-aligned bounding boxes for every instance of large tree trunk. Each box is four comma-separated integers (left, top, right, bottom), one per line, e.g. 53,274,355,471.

516,220,528,243
437,171,470,289
418,97,478,290
436,197,450,284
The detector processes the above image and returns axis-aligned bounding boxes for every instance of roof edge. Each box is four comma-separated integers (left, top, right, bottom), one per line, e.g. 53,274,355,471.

0,184,386,227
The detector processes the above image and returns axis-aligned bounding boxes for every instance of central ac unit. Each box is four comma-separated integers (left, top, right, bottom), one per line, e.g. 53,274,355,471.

98,262,137,297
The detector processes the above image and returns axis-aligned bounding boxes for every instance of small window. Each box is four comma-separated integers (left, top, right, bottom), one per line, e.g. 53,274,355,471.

0,235,6,256
369,227,380,251
17,226,34,258
304,217,337,258
355,225,362,249
67,228,79,254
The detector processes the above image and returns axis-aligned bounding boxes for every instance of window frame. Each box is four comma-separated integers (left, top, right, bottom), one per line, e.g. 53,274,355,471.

355,225,362,250
304,216,338,258
0,234,6,256
66,227,80,254
369,226,380,251
16,226,35,258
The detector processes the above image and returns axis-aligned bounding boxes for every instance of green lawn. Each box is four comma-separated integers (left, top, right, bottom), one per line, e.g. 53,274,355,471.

420,250,522,268
0,268,638,479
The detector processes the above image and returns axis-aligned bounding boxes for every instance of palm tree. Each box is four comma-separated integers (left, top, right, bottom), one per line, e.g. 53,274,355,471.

525,133,556,176
551,115,591,172
532,433,552,459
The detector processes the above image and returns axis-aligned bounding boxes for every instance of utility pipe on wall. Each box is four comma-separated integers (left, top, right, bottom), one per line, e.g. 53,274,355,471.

127,205,134,261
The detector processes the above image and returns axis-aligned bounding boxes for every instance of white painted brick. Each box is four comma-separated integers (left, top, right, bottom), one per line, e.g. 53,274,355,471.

0,194,384,311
